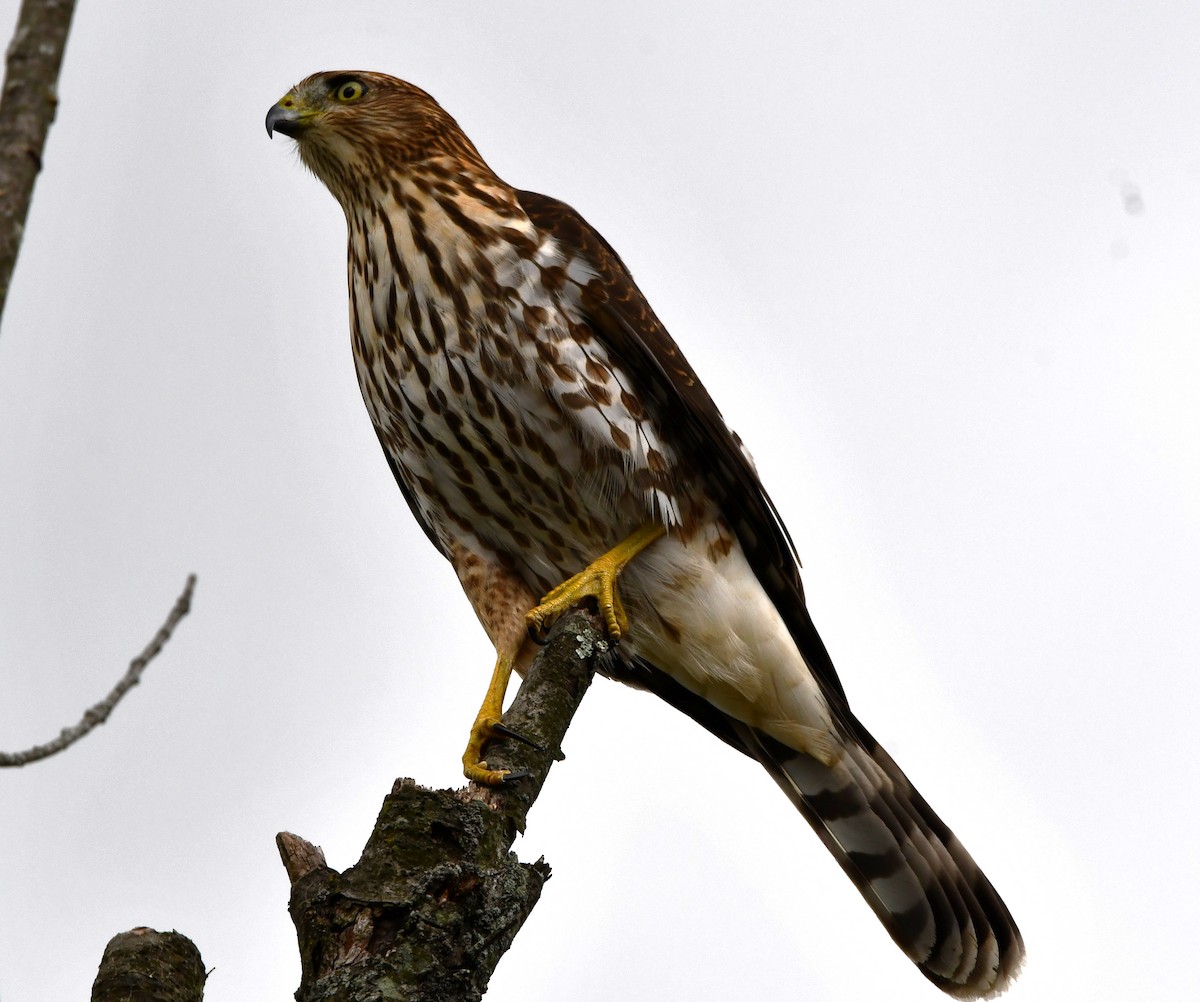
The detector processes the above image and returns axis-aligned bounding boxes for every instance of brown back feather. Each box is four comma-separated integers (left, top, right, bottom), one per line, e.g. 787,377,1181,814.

515,189,856,716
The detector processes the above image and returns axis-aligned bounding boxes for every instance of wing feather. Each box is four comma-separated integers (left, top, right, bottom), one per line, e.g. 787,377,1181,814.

516,189,855,719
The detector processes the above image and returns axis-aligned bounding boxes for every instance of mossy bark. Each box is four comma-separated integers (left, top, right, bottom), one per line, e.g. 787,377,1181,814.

279,609,606,1002
91,928,206,1002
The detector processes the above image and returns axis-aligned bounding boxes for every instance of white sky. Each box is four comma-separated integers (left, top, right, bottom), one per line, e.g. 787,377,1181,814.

1,1,1197,999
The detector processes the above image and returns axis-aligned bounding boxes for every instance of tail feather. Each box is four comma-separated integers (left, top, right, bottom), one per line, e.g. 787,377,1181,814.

742,725,1024,998
839,743,981,980
867,739,1022,993
607,654,1024,996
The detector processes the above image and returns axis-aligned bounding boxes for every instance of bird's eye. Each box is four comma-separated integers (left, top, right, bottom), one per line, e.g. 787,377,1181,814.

335,81,365,103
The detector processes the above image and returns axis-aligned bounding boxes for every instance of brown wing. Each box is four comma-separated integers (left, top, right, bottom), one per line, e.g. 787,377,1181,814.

516,189,857,720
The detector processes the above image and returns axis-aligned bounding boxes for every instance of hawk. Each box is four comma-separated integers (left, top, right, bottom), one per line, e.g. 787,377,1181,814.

266,71,1024,998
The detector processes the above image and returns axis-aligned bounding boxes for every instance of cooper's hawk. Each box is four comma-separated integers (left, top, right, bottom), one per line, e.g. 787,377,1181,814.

266,71,1024,998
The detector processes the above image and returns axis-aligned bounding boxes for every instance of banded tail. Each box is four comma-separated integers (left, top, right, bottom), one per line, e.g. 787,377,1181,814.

743,724,1025,998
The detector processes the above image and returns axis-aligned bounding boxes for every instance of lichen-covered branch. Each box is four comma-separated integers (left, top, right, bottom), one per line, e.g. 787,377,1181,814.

277,609,607,1002
0,0,78,327
91,927,206,1002
0,574,197,767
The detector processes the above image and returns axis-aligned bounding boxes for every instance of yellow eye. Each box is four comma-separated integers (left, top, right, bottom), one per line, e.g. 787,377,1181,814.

335,81,364,103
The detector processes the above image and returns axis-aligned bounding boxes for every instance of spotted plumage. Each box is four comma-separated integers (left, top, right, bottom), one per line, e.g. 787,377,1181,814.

267,71,1024,998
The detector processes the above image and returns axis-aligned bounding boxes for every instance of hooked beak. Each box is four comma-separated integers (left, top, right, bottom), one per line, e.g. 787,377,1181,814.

266,100,311,139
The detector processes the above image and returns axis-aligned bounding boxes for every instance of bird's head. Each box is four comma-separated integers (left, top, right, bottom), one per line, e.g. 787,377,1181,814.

266,71,490,205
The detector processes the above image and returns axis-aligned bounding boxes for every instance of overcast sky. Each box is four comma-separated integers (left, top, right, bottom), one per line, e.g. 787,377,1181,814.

1,2,1197,1000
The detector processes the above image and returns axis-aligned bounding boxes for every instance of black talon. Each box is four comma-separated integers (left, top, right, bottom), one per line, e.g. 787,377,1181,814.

500,768,531,783
493,722,545,752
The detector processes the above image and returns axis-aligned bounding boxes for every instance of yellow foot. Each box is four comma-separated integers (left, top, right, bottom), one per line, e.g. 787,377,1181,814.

529,564,630,639
462,713,512,786
526,523,666,641
462,652,518,786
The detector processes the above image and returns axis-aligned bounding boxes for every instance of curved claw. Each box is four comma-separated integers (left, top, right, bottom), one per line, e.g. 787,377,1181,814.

465,763,511,786
492,721,545,752
463,717,543,786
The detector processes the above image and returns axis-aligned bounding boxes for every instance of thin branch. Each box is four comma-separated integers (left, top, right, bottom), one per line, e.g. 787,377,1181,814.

0,574,197,767
0,0,78,328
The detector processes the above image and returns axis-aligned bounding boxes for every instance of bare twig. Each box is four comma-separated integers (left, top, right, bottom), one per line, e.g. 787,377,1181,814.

0,574,197,767
0,0,79,328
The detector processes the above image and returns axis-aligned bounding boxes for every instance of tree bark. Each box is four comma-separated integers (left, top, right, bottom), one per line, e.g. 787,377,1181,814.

277,609,608,1002
0,0,78,328
91,927,206,1002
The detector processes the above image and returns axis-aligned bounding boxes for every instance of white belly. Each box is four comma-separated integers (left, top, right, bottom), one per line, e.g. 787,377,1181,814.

622,533,838,760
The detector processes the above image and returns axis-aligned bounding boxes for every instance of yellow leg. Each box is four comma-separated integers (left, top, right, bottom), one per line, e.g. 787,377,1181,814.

462,650,518,786
526,522,666,641
463,523,665,786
